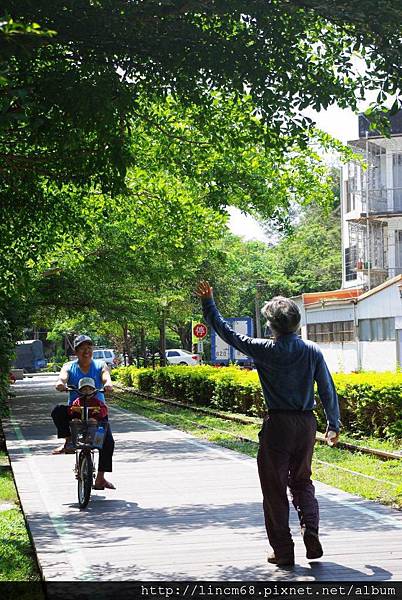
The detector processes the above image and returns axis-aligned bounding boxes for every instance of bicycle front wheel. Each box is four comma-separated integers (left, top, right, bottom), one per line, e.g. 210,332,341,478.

77,450,93,509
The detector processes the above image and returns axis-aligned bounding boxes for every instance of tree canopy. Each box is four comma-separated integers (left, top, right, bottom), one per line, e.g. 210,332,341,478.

1,1,401,388
3,0,400,254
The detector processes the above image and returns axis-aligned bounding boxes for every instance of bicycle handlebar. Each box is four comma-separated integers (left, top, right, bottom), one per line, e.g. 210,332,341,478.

65,385,105,394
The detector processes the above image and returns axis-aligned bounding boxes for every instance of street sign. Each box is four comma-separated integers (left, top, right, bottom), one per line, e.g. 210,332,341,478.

192,322,207,340
197,341,204,354
211,317,253,364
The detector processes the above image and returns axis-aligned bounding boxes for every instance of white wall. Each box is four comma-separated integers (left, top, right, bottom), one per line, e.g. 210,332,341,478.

307,306,356,324
360,341,397,371
320,343,358,373
319,341,397,373
297,278,402,372
358,283,402,319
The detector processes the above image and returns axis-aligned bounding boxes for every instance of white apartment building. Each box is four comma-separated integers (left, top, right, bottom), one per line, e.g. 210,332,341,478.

294,275,402,373
342,112,402,289
293,112,402,372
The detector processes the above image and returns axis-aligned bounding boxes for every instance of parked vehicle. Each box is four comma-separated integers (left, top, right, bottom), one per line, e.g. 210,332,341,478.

13,340,47,373
165,349,201,366
92,348,117,368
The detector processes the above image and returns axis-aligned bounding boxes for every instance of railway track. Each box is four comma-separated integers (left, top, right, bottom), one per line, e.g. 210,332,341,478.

111,386,402,460
110,386,401,489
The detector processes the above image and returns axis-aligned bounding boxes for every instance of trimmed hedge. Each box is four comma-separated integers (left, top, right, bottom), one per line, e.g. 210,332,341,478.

328,372,402,439
113,366,402,438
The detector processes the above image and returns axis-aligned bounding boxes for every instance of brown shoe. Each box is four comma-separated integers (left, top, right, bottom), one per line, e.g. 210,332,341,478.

267,553,295,566
302,527,323,560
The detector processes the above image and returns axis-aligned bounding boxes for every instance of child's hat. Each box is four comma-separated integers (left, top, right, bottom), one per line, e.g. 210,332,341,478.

78,377,96,390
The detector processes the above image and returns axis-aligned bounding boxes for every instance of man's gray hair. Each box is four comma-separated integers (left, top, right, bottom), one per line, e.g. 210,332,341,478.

261,296,301,335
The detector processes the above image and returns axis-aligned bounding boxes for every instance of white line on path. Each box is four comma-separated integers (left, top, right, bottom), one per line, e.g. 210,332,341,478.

8,412,94,581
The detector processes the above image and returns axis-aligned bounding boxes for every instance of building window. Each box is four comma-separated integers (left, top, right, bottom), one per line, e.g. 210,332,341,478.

345,180,351,213
358,317,396,341
347,162,359,211
307,321,355,343
393,153,402,212
345,246,358,281
396,231,402,273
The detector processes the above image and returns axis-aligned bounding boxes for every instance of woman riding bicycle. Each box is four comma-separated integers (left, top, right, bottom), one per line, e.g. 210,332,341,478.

51,334,116,490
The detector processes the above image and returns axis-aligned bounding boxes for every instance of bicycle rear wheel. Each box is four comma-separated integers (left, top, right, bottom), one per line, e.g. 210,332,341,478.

77,450,93,509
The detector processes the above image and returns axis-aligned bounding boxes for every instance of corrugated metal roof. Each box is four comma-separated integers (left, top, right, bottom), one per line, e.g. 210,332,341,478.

303,298,358,309
357,274,402,301
302,288,363,306
301,275,402,311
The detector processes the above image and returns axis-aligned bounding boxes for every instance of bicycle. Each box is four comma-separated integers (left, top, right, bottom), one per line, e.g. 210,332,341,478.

67,385,107,509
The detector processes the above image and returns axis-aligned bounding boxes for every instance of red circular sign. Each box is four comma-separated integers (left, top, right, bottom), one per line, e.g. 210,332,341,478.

193,323,207,339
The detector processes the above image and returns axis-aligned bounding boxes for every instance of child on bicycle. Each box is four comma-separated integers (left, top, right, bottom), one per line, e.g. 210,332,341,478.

68,377,108,422
68,377,108,448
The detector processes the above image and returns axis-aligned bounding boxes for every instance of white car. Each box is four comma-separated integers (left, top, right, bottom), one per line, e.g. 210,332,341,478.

165,349,201,366
92,348,117,368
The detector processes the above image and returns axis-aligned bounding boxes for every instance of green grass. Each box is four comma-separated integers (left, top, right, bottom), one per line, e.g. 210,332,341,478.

0,468,18,504
0,453,17,505
0,509,41,582
313,445,402,508
0,451,9,466
338,433,402,452
0,452,43,586
111,392,402,509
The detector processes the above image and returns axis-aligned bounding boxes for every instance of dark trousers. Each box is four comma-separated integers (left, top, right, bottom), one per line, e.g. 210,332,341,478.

257,411,319,557
51,405,115,472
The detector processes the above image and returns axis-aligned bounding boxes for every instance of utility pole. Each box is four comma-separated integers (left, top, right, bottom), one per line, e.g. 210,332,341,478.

159,300,168,366
255,281,264,337
365,131,371,290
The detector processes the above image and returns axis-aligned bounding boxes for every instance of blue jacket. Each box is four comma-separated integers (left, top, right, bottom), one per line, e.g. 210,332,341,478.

202,297,340,431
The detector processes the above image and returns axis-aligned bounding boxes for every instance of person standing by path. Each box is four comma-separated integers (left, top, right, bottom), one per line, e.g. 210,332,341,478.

51,335,116,490
196,281,340,567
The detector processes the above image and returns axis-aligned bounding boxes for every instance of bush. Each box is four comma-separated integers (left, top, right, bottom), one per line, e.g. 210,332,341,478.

212,368,265,416
114,366,402,437
0,315,14,418
111,366,141,387
332,372,402,437
117,366,268,417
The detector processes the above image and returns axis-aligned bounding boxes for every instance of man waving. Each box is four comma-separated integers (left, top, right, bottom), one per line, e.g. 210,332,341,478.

196,281,340,567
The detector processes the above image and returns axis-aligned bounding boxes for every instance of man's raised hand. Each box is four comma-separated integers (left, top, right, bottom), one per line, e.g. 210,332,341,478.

196,281,213,299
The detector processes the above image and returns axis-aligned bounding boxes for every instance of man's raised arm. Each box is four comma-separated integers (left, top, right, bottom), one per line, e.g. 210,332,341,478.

196,281,267,361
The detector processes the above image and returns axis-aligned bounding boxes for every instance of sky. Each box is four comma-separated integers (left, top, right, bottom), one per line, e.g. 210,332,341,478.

228,104,360,242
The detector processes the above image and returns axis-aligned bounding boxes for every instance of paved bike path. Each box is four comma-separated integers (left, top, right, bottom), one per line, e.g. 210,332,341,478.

3,375,402,582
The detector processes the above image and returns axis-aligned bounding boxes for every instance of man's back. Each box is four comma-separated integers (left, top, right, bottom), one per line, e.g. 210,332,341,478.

202,296,339,431
252,333,321,411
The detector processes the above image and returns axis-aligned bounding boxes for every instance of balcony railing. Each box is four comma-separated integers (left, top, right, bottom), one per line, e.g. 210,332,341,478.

348,187,402,215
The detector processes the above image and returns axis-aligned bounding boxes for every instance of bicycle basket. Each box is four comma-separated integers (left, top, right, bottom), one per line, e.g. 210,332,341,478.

69,419,84,446
86,422,97,445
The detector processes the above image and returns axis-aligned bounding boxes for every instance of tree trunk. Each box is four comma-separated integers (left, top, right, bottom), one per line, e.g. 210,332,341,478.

140,326,147,367
178,323,192,350
122,322,133,366
159,310,166,367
